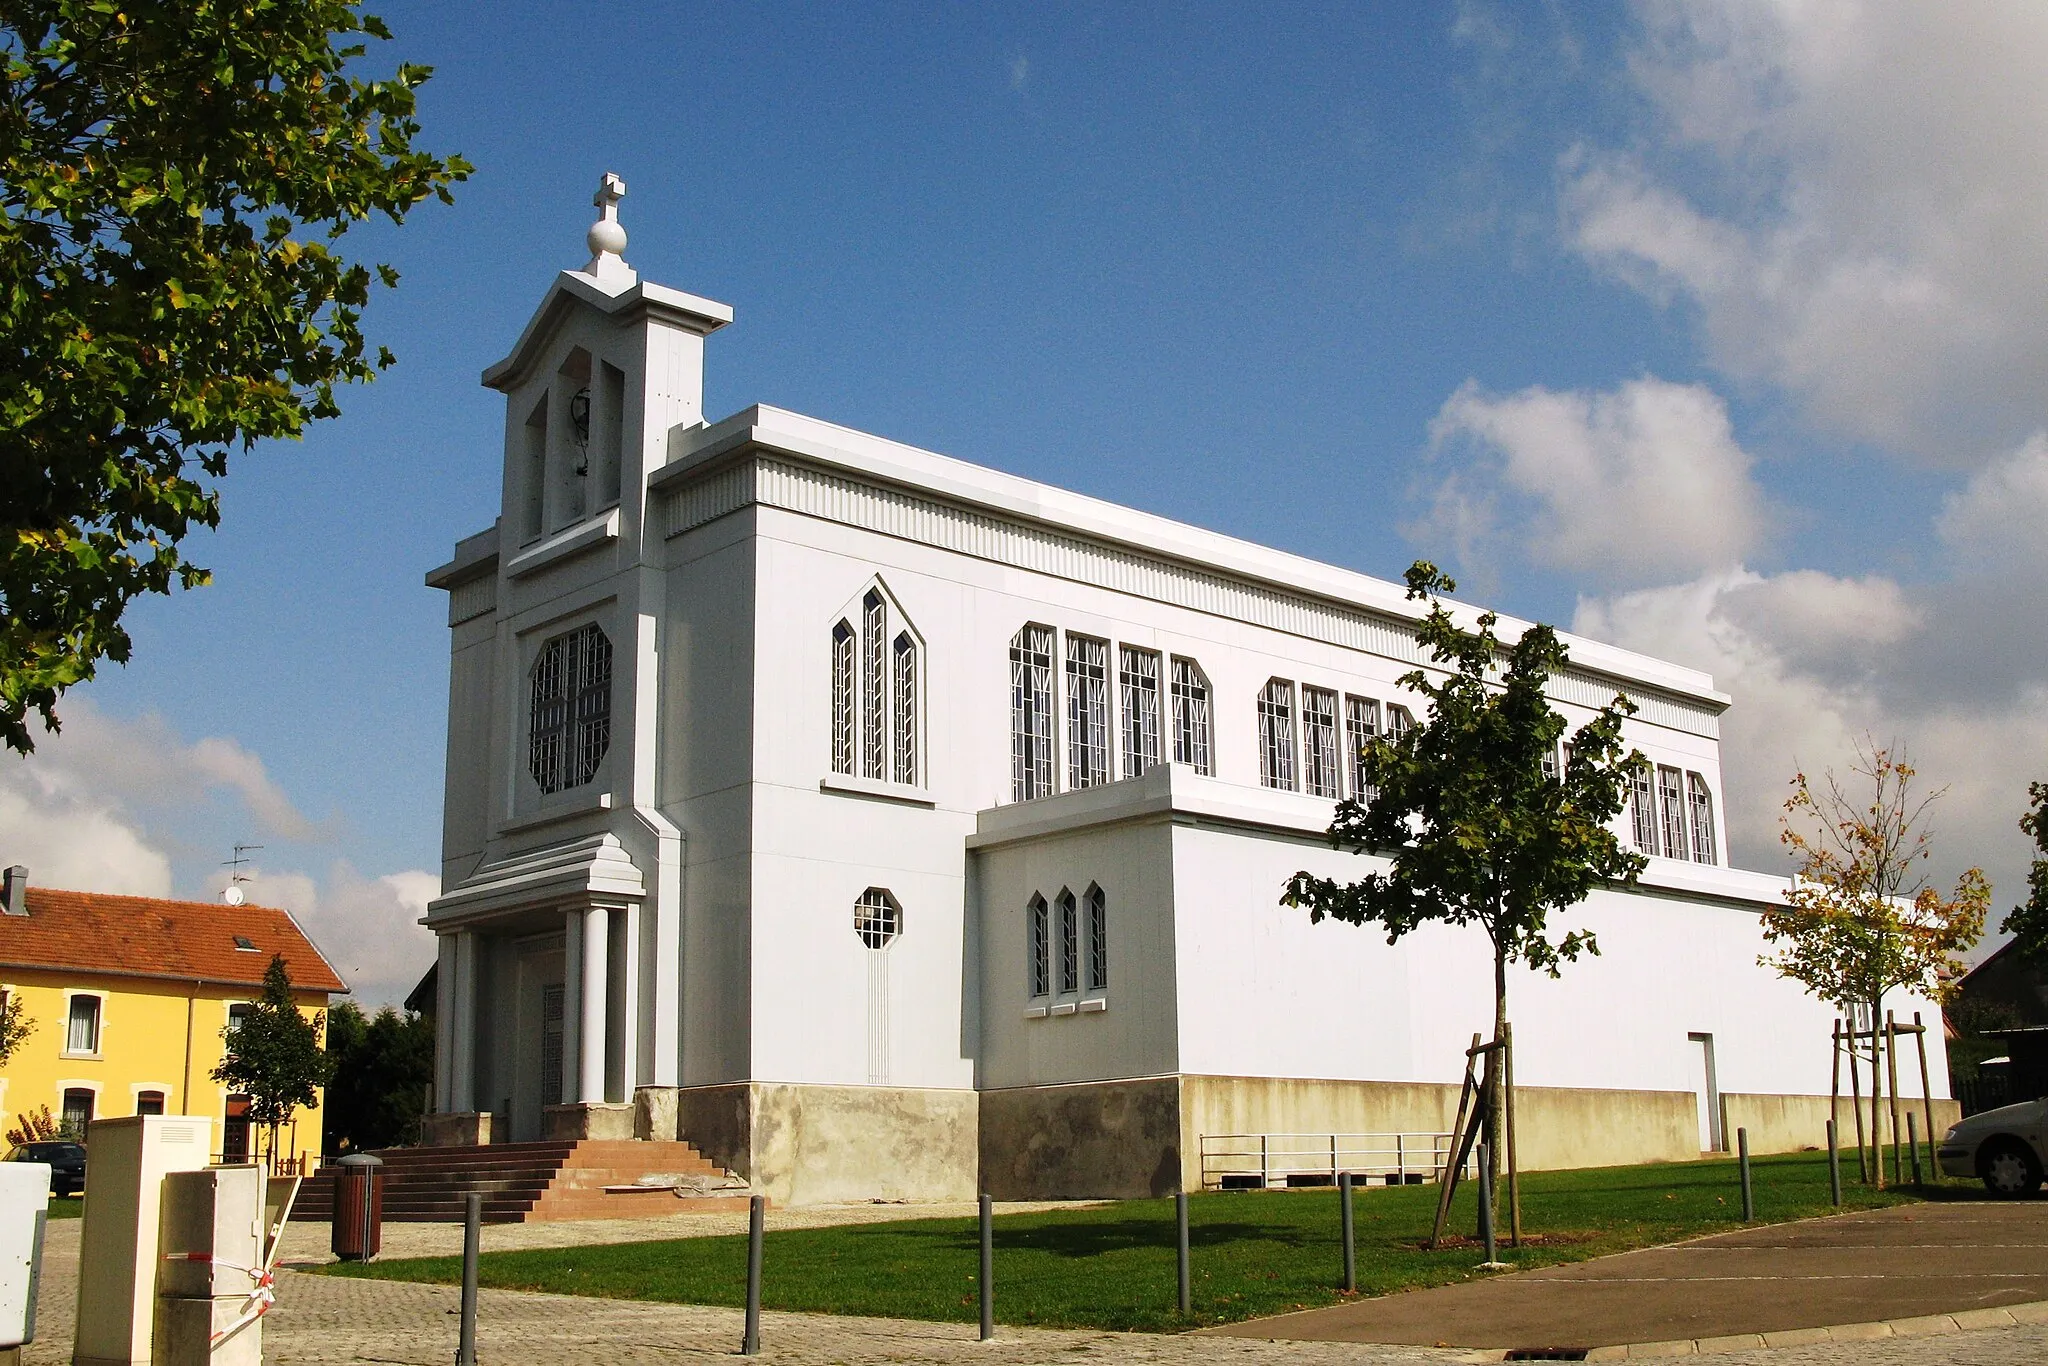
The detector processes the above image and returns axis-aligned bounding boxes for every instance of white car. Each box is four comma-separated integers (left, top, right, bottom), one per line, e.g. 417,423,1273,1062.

1938,1099,2048,1196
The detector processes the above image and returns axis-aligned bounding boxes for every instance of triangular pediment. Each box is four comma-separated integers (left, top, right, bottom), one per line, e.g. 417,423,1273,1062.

482,269,734,394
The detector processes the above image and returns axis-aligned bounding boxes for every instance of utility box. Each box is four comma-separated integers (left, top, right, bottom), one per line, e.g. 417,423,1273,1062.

74,1115,214,1366
153,1166,266,1366
0,1162,50,1350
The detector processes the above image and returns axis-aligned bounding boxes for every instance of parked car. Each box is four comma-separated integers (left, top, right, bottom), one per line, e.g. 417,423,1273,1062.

6,1140,87,1196
1938,1099,2048,1196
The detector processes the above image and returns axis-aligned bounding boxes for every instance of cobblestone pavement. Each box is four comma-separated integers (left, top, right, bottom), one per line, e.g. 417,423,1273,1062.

26,1217,2048,1365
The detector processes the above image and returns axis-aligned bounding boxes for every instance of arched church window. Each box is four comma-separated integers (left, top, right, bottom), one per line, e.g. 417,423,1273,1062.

831,620,856,775
1086,884,1108,993
893,632,917,786
1688,772,1718,865
1066,635,1109,789
1119,647,1161,779
529,623,611,794
1027,894,1050,999
1056,888,1080,995
1170,658,1211,775
863,591,887,780
1011,625,1055,801
854,888,901,949
1258,679,1297,791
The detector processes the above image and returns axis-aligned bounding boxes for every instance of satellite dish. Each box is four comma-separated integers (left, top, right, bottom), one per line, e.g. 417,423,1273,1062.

223,885,246,906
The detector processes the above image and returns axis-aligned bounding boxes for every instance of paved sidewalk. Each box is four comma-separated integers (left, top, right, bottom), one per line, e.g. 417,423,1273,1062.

1209,1201,2048,1351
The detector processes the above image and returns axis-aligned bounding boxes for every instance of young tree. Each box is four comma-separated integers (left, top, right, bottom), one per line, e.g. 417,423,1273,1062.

0,0,469,753
213,954,335,1164
322,1000,434,1154
0,990,33,1067
1999,781,2048,963
1283,561,1647,1215
1762,739,1988,1187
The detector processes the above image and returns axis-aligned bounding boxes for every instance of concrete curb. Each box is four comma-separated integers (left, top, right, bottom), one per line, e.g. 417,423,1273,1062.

1450,1299,2048,1361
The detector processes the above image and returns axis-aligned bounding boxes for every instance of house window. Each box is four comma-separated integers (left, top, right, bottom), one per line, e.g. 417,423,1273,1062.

1170,658,1212,775
1066,636,1109,789
529,623,612,794
1086,885,1108,992
1658,765,1690,860
1011,625,1056,801
1630,765,1657,854
1688,772,1718,865
892,633,918,786
1345,696,1379,803
1027,895,1050,999
830,620,856,775
1258,679,1297,791
1302,686,1340,798
1057,889,1080,995
863,591,887,780
66,994,101,1055
854,888,901,949
60,1088,93,1140
136,1090,166,1116
1118,647,1161,780
227,1002,253,1031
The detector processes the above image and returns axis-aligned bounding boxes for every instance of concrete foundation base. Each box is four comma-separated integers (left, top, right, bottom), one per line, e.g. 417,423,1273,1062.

635,1085,680,1140
419,1111,491,1147
543,1101,634,1141
675,1081,978,1205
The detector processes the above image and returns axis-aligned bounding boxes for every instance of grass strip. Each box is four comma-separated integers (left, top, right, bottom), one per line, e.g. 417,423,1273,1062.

323,1152,1930,1333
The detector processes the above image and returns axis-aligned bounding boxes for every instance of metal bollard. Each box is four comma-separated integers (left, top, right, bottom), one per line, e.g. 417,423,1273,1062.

1477,1148,1498,1265
1908,1113,1923,1186
1338,1171,1356,1294
742,1194,764,1355
457,1193,480,1366
978,1192,994,1341
1175,1191,1191,1315
1738,1128,1753,1221
1827,1119,1842,1207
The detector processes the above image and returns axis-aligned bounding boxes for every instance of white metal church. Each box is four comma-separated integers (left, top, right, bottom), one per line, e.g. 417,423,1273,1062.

421,178,1952,1204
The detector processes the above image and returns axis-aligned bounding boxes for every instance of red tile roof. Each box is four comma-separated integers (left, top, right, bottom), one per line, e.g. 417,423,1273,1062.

0,887,347,994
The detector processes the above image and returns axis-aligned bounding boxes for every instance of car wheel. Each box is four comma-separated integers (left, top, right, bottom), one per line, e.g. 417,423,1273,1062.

1981,1140,2042,1198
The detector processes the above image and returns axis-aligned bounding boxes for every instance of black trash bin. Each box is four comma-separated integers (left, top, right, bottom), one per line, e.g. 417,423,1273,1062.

331,1152,386,1262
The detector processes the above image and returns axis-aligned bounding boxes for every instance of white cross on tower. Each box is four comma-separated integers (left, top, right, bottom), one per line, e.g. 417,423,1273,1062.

585,171,633,286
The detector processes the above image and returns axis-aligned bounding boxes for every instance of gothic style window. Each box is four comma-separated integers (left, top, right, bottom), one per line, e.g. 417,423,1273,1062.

1386,702,1415,742
1687,772,1717,864
1119,647,1161,779
1345,695,1379,803
1011,625,1056,801
854,888,901,949
1629,764,1657,854
892,633,917,786
1258,679,1297,791
1027,894,1051,999
862,591,887,780
1302,686,1340,798
1066,635,1109,789
1057,888,1080,995
1086,885,1108,992
1658,765,1690,860
1171,658,1212,774
830,620,856,775
529,623,612,794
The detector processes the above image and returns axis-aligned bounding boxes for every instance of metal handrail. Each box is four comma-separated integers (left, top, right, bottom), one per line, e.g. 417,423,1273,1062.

1198,1131,1463,1190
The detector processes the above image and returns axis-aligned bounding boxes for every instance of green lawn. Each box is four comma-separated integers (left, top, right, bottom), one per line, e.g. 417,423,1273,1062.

325,1153,1934,1333
47,1195,82,1219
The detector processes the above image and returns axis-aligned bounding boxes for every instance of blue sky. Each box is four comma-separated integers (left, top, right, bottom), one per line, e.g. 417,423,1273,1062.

13,2,2047,1003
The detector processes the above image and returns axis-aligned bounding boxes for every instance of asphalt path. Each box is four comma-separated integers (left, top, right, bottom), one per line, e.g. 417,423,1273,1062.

1205,1199,2048,1352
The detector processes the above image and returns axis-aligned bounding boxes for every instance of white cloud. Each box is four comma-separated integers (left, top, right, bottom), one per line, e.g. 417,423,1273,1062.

1422,376,1769,583
1563,2,2048,460
1936,432,2048,572
1009,54,1029,89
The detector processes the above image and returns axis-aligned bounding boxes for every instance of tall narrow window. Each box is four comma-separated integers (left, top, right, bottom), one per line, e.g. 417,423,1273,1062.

1119,647,1161,779
862,591,887,780
1258,679,1297,791
892,633,917,785
1629,764,1657,854
830,620,856,775
1057,889,1080,995
1687,772,1717,864
1302,687,1340,798
66,994,101,1054
529,623,612,794
1086,885,1108,992
1658,765,1689,860
1028,895,1050,999
1541,744,1560,782
1066,636,1109,788
1010,625,1056,801
1386,703,1415,742
1345,696,1379,803
1171,658,1212,774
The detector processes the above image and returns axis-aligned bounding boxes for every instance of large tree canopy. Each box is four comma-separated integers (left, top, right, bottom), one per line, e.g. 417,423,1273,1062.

0,0,468,752
2001,780,2048,963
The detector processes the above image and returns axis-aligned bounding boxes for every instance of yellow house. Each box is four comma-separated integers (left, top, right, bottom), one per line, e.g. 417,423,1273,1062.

0,867,345,1170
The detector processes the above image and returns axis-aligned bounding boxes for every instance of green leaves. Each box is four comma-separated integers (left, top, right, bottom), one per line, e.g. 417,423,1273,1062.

1283,559,1647,988
0,0,471,752
211,952,335,1136
2000,781,2048,963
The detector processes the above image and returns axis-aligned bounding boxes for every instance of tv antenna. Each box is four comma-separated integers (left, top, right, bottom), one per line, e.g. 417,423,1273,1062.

222,845,263,905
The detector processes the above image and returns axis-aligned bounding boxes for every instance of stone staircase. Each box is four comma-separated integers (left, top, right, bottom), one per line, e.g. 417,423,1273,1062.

292,1139,755,1224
